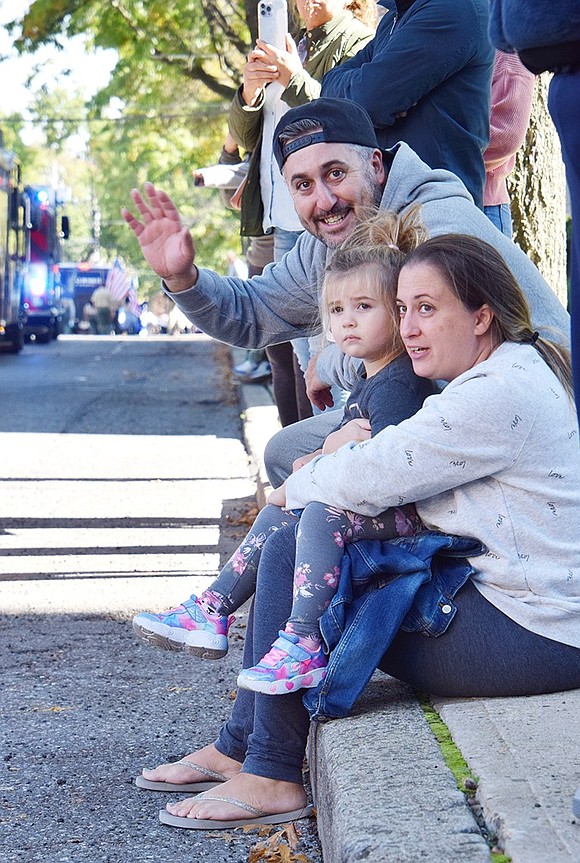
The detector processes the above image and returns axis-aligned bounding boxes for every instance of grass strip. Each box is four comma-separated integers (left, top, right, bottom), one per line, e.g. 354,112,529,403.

418,695,511,863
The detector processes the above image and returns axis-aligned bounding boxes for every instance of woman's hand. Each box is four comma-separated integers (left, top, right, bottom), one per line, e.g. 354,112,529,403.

322,419,371,454
254,36,303,88
292,449,323,472
242,45,280,105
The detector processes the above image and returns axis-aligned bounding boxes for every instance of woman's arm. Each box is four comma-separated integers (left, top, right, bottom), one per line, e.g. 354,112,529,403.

285,369,528,514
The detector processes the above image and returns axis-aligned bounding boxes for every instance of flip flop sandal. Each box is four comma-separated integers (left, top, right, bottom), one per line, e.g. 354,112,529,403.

159,795,314,830
135,759,228,793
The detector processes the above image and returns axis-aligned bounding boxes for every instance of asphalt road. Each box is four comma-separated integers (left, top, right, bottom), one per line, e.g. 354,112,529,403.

0,334,322,863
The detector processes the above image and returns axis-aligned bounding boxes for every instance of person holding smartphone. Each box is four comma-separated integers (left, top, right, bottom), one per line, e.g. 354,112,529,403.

228,0,377,422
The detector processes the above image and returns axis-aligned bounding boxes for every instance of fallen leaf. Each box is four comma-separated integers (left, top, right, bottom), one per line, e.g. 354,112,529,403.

30,705,73,713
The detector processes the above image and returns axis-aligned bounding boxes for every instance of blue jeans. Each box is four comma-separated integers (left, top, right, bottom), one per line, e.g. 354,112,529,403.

549,69,580,427
214,526,580,783
273,227,303,262
484,203,513,238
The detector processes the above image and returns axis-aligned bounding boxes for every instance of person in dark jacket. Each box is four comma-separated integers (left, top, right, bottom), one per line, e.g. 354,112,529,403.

322,0,494,208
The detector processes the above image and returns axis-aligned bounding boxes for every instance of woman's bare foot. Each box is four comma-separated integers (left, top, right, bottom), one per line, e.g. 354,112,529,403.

165,772,307,821
141,743,241,787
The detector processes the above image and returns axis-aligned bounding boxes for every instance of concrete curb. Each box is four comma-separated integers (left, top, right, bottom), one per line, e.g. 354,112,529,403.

234,349,580,863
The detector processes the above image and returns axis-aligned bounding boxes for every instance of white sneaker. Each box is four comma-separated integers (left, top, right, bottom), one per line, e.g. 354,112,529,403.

234,360,271,383
233,358,257,376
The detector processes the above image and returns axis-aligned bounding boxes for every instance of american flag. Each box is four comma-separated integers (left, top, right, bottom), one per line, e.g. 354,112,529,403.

105,260,130,304
106,260,141,315
125,285,141,316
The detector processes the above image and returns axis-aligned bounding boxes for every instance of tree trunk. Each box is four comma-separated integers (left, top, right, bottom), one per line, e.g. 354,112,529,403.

508,72,568,307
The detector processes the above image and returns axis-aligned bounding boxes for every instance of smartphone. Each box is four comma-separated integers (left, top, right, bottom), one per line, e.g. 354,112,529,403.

257,0,288,50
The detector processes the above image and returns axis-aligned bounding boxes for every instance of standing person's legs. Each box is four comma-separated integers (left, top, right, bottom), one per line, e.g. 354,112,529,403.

292,334,349,415
267,228,312,426
483,203,513,238
266,341,313,426
233,349,270,381
232,236,274,382
96,307,112,334
548,69,580,426
293,350,315,421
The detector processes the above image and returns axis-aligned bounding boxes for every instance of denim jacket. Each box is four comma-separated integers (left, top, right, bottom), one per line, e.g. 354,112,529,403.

303,531,486,722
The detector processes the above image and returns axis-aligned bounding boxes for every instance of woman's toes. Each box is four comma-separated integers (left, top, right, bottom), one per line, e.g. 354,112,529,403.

141,745,241,785
141,762,179,782
166,796,199,817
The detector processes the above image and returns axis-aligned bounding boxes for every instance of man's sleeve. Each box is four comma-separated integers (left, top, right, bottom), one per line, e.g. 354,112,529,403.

316,343,363,390
228,87,264,153
165,233,325,349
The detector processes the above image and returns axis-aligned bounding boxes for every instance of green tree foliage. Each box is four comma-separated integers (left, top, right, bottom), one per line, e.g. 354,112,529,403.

11,0,252,100
4,0,256,281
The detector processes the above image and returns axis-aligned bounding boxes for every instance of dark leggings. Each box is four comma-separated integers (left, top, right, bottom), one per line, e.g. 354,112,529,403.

215,525,580,784
379,578,580,697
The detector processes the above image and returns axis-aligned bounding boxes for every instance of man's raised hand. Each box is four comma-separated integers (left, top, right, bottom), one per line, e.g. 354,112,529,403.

122,183,198,292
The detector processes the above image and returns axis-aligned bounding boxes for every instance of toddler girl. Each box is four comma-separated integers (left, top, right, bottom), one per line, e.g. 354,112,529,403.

133,209,436,692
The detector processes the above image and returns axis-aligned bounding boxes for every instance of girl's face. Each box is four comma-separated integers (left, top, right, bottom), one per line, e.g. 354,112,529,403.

396,261,495,381
326,269,397,376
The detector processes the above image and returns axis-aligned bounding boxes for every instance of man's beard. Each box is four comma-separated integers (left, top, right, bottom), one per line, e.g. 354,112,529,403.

309,170,384,248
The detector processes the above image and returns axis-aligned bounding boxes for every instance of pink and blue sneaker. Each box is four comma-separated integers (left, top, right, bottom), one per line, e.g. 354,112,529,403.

132,595,234,659
236,630,327,695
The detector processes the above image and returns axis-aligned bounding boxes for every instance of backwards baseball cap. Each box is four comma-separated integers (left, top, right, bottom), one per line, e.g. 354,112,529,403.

273,98,380,170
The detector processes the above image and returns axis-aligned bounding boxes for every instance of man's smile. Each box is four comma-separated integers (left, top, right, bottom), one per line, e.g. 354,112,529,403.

315,205,351,227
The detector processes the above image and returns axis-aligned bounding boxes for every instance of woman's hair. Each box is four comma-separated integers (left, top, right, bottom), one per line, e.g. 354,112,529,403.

346,0,379,28
401,234,574,398
321,207,427,357
290,0,378,29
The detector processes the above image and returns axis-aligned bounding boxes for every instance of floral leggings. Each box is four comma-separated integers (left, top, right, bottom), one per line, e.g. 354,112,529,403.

207,501,423,640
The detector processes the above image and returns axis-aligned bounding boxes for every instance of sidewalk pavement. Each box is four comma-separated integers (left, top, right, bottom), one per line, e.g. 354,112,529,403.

233,350,580,863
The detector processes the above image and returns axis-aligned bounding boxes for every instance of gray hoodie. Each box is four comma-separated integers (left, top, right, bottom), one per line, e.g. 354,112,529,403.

169,142,570,386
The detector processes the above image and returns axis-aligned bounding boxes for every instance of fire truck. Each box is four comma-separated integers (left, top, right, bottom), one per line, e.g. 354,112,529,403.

22,185,70,342
0,141,25,353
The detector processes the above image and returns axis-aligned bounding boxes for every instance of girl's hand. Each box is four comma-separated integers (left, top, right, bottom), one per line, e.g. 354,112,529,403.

322,419,372,454
268,483,287,507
